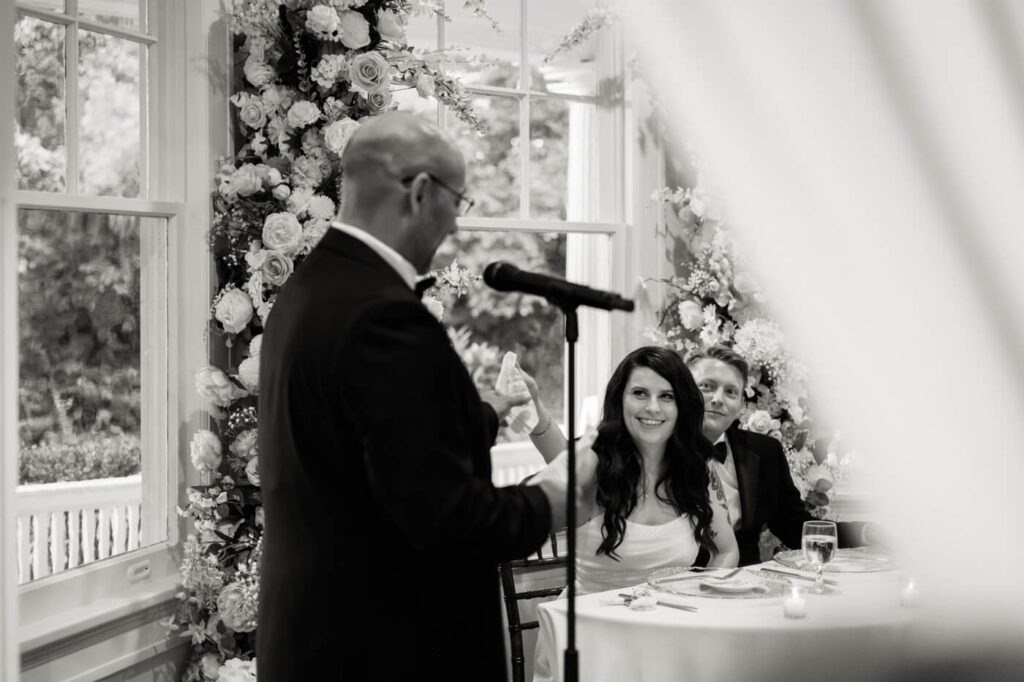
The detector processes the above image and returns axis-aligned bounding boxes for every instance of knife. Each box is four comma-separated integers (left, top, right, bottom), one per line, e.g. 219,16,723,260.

760,567,839,587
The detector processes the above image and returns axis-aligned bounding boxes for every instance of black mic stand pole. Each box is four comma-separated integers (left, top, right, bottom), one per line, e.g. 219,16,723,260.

556,300,580,682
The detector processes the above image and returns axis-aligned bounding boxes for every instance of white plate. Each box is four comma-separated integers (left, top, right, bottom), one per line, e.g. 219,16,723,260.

700,578,760,594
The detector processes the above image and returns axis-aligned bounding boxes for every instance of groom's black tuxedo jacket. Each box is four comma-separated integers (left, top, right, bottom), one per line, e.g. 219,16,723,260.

256,229,552,681
726,425,865,566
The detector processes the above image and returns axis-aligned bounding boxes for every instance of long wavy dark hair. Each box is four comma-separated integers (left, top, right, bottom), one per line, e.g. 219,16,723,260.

593,346,718,560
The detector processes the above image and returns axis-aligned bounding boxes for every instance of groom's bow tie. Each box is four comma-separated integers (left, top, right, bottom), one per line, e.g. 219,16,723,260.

414,276,437,299
711,441,728,463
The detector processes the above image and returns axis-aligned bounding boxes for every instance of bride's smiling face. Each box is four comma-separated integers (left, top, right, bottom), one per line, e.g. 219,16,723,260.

622,367,677,453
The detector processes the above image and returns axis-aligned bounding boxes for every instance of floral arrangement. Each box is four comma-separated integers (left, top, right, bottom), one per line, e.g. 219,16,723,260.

170,1,492,678
646,183,849,520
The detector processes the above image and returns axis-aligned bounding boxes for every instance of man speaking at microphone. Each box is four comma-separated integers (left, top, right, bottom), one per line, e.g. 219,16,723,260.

257,113,596,681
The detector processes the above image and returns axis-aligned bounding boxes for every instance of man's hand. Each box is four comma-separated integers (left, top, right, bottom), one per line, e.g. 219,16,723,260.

479,389,530,421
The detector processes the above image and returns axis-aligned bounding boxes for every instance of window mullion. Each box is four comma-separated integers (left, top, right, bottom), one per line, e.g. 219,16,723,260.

66,16,79,195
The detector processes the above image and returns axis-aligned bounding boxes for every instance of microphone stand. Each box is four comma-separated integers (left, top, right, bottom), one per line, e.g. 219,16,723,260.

554,299,580,682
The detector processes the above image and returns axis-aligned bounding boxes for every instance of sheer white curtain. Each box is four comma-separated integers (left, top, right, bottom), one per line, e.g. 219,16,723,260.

621,0,1024,670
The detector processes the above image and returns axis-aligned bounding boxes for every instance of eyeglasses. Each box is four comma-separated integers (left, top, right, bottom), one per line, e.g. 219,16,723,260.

402,173,475,216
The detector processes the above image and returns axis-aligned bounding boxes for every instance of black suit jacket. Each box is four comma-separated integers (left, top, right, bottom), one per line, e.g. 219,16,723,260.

726,426,865,566
256,229,552,680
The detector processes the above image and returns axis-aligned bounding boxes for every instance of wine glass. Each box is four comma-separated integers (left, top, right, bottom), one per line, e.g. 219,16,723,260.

801,520,838,594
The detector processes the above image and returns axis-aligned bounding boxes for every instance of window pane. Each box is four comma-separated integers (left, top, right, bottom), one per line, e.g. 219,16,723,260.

15,16,67,192
17,0,65,13
79,29,142,197
447,96,521,218
444,0,520,89
79,0,142,32
17,209,163,582
530,98,598,220
527,0,603,96
431,230,611,441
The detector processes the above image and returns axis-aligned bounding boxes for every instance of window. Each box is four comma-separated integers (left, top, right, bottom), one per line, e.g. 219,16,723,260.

9,0,209,662
408,0,627,462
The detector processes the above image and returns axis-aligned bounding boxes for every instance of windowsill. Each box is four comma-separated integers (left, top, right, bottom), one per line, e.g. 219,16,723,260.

20,574,180,655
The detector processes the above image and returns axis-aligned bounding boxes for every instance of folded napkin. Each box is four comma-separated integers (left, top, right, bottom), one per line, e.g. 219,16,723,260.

495,351,539,433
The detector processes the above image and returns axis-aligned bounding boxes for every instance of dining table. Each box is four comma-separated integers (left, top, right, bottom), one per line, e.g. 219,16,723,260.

535,549,918,682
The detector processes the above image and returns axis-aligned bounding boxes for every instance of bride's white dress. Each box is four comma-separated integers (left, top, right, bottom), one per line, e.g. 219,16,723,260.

532,513,704,681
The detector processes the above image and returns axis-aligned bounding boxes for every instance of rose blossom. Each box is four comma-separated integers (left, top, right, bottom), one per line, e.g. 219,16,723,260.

243,55,276,87
245,456,261,487
415,72,435,98
230,164,263,198
338,10,371,49
365,87,393,113
286,100,321,129
195,365,244,407
376,9,405,43
291,154,325,187
216,658,257,682
305,4,340,37
271,184,291,201
745,409,779,435
677,299,703,331
217,582,257,633
189,429,222,474
322,117,360,155
348,51,389,94
248,333,263,357
260,250,294,286
214,288,255,334
236,95,267,130
262,212,303,255
230,429,259,461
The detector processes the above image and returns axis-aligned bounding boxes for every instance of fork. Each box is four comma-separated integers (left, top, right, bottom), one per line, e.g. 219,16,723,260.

703,567,742,581
652,566,741,585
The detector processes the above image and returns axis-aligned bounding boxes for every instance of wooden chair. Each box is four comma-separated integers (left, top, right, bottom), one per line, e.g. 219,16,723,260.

498,531,568,682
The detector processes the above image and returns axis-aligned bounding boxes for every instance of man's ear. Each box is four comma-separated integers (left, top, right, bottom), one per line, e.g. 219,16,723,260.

406,172,430,213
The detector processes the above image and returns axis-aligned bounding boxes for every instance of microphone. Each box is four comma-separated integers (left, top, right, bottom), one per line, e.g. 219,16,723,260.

483,261,635,312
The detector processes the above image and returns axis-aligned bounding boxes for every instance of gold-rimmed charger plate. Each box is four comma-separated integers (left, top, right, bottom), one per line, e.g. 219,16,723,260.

773,547,895,573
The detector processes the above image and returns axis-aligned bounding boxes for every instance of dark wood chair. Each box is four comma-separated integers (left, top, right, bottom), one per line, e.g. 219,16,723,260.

499,531,568,682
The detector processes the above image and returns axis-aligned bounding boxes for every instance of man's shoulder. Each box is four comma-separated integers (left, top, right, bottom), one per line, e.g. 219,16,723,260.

729,427,784,456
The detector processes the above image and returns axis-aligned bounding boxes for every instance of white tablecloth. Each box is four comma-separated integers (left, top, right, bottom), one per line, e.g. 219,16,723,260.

536,564,916,682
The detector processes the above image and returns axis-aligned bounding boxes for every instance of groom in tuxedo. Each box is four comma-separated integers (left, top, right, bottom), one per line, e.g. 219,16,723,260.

257,113,579,680
685,345,871,566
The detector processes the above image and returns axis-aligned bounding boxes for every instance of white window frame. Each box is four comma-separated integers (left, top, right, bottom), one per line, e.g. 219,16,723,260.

7,0,218,672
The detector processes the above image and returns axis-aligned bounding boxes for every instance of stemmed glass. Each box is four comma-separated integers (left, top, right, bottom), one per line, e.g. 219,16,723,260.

801,520,838,594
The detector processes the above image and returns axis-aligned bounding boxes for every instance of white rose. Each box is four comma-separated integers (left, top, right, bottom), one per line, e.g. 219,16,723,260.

214,288,255,334
271,184,291,201
231,165,263,198
286,186,314,217
338,10,371,49
195,365,245,407
348,51,389,94
217,585,258,634
263,167,283,188
260,250,294,287
243,55,276,87
364,87,393,113
291,154,325,187
415,72,435,98
237,356,260,393
245,457,261,487
262,212,303,255
322,117,360,155
306,5,340,37
248,334,263,357
744,409,778,435
190,430,223,474
286,100,321,129
376,9,405,43
236,95,268,130
229,429,259,461
677,299,704,331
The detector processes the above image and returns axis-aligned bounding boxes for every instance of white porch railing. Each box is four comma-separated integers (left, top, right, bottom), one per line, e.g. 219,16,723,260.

15,475,143,585
491,442,547,488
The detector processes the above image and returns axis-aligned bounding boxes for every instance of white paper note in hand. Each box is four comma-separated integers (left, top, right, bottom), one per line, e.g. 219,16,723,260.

495,351,539,434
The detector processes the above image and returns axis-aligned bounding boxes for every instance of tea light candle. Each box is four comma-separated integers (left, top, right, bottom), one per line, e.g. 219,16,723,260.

783,586,807,619
900,578,921,608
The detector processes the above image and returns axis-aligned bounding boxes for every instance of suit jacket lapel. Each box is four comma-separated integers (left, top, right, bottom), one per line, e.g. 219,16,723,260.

728,430,760,531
